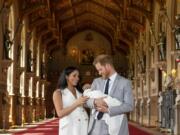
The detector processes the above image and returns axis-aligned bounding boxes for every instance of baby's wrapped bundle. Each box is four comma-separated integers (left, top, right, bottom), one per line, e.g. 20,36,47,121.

83,89,121,106
83,89,124,135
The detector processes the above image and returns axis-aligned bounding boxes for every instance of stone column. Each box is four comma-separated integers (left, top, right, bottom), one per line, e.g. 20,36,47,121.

146,25,152,126
140,98,144,125
15,94,22,125
9,94,15,126
133,77,137,121
0,75,9,129
25,96,32,123
134,99,138,122
2,91,10,129
174,89,180,135
166,0,175,73
40,98,44,119
0,91,2,128
25,73,35,123
139,75,144,125
22,97,30,124
33,77,38,122
158,92,163,127
35,98,40,121
0,6,3,80
21,96,26,126
32,98,36,123
146,97,151,126
23,78,28,124
0,9,4,126
42,98,45,119
146,69,151,126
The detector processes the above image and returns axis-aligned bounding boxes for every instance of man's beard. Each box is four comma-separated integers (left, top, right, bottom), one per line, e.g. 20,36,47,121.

101,73,109,79
100,68,109,79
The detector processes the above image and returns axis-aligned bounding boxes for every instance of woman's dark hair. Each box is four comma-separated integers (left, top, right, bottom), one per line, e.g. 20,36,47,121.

57,66,83,92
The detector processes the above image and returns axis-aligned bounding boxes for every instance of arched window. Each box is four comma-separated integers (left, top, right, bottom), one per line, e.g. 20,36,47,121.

149,31,154,65
27,37,33,72
19,20,26,96
42,84,45,98
36,81,39,98
36,41,40,77
7,5,14,95
30,38,34,72
20,72,25,96
5,5,14,60
28,38,34,98
28,77,33,97
42,52,45,63
20,21,25,67
41,51,46,79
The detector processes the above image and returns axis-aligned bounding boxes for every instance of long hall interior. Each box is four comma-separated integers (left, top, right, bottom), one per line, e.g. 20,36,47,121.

0,0,180,135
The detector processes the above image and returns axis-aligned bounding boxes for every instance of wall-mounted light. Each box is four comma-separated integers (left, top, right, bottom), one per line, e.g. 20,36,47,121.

72,48,76,54
71,48,78,56
163,71,167,77
48,53,53,60
171,68,177,77
175,14,180,20
163,71,168,79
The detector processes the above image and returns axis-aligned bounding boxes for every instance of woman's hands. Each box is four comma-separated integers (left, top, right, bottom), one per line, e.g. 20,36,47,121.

75,96,89,107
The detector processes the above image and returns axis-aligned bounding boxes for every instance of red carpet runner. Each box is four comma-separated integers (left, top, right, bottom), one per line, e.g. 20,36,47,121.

12,119,59,135
129,124,152,135
12,118,153,135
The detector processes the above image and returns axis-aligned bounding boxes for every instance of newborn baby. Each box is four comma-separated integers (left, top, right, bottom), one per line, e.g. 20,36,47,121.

83,88,122,107
83,84,124,135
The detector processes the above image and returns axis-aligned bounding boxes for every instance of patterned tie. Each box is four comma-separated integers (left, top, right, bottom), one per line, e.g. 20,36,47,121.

97,78,110,120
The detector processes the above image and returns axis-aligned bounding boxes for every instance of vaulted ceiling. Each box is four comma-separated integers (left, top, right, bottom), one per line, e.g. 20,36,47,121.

18,0,154,54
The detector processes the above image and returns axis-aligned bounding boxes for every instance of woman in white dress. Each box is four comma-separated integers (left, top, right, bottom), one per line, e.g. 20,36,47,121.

53,66,89,135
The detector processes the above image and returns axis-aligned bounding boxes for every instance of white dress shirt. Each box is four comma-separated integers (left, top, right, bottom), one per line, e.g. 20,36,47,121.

94,72,117,119
104,72,117,94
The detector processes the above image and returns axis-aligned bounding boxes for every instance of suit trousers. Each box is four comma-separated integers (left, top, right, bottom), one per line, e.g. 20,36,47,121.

89,119,109,135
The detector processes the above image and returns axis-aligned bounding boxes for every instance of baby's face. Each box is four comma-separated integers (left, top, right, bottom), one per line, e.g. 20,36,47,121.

82,84,91,91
